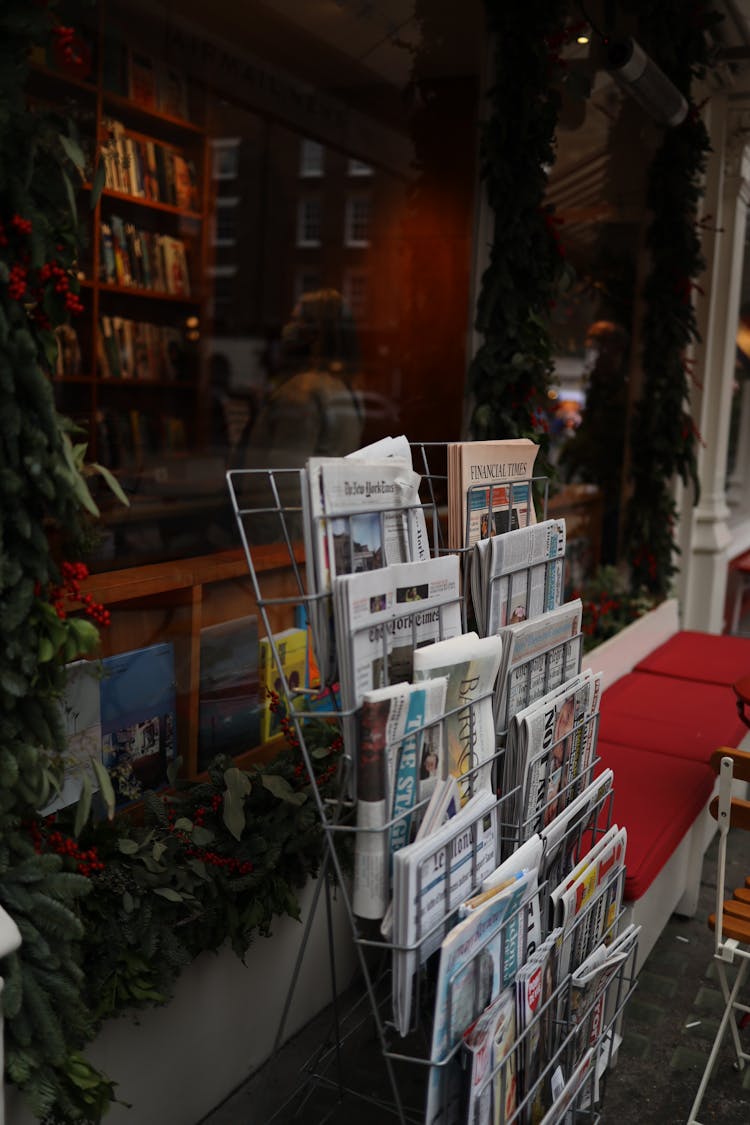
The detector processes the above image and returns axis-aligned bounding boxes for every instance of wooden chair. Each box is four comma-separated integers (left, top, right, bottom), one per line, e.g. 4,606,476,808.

686,747,750,1125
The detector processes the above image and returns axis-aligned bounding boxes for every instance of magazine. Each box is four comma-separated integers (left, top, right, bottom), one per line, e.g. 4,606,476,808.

493,600,583,735
391,788,497,1037
541,768,614,889
448,439,540,551
515,928,563,1125
413,632,504,805
424,867,536,1125
352,677,448,919
463,988,517,1125
472,519,566,636
463,834,545,966
552,825,627,980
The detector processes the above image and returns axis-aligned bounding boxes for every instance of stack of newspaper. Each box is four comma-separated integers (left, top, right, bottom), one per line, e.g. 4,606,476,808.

503,669,602,843
333,552,462,787
447,439,540,552
352,676,448,920
493,599,583,735
302,435,430,682
471,518,567,636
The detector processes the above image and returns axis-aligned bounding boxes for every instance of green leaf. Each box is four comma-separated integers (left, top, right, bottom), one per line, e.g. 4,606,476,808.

262,773,307,806
91,159,106,209
152,842,167,863
90,461,130,506
174,817,193,833
153,887,183,903
91,758,116,819
73,773,92,838
38,636,56,663
61,169,78,226
117,838,139,855
222,767,252,841
59,133,85,172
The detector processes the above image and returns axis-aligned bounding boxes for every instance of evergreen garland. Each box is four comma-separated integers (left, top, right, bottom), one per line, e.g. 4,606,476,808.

623,0,722,595
468,0,571,452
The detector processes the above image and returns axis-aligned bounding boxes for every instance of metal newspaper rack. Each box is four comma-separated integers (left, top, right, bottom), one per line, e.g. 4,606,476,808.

226,446,636,1125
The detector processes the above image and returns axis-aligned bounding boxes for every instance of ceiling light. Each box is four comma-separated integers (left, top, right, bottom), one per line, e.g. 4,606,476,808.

577,34,590,44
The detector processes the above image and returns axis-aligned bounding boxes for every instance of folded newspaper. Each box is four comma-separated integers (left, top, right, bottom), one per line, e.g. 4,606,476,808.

448,439,540,551
504,669,602,841
471,518,566,637
303,446,430,681
352,677,448,920
463,987,517,1125
333,553,461,792
413,632,503,805
493,599,583,735
391,788,498,1037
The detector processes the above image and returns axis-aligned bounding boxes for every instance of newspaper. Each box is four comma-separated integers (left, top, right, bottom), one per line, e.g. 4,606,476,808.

303,452,429,680
448,439,540,551
515,928,563,1125
413,632,504,805
472,519,566,637
391,788,497,1037
353,677,448,919
463,988,517,1125
493,599,583,735
423,867,536,1125
506,670,601,841
333,554,461,792
380,775,460,943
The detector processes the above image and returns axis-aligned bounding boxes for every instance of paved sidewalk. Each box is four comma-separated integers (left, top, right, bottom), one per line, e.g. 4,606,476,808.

200,827,750,1125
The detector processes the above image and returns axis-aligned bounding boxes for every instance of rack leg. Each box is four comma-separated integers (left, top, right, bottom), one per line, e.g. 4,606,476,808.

273,850,330,1054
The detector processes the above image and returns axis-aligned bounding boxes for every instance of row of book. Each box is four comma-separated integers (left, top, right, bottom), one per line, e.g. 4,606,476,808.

97,315,186,382
101,117,199,212
100,215,191,296
96,406,187,471
103,40,191,122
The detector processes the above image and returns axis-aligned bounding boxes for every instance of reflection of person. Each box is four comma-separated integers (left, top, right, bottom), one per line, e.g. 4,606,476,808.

510,606,526,624
246,288,363,465
242,289,364,541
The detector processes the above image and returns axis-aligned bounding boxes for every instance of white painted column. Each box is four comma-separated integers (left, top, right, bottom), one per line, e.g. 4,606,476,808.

681,97,750,632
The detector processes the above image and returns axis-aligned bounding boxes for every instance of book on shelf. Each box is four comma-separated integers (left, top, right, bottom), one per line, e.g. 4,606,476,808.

198,615,261,770
352,676,448,920
54,324,82,378
99,642,177,807
157,64,190,120
100,118,199,209
99,216,192,296
97,316,186,382
128,51,157,110
448,439,540,552
258,626,308,744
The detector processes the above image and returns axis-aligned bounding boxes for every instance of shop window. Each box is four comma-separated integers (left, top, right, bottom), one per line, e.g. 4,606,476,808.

300,138,324,177
342,268,369,323
213,198,239,247
345,195,371,247
211,138,240,180
348,157,373,177
297,197,322,247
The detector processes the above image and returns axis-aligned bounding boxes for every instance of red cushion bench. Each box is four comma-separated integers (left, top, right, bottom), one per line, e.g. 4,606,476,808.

583,602,750,970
